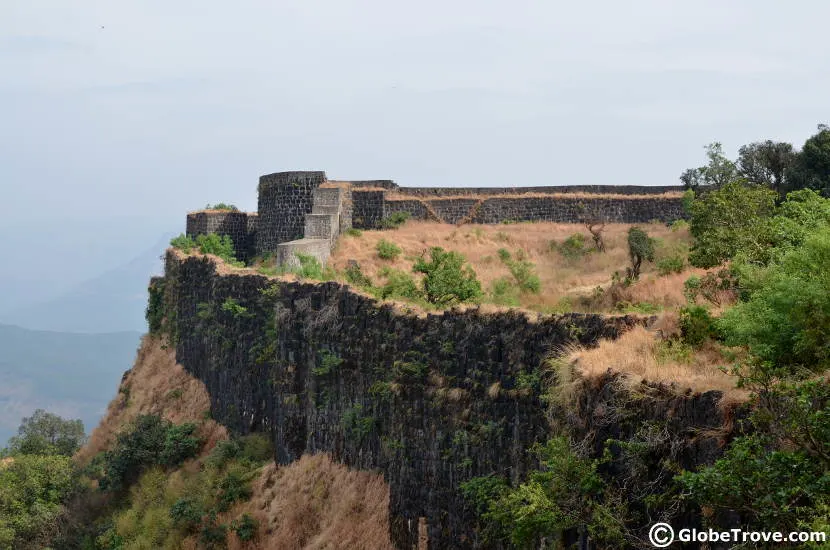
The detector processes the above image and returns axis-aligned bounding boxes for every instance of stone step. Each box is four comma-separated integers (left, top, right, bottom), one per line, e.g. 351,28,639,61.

304,213,337,241
276,238,331,269
313,187,344,208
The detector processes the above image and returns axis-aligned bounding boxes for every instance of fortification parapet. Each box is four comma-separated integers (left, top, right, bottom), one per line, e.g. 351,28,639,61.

256,171,327,255
185,210,255,260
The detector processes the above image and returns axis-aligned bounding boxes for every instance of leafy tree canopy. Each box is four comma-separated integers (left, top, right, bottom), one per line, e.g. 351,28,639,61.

4,409,86,458
412,247,482,306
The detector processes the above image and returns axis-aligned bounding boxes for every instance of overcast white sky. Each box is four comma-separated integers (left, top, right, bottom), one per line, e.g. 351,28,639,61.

1,1,828,305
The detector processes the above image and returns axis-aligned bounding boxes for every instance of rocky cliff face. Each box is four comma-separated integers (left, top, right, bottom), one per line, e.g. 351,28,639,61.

151,251,735,549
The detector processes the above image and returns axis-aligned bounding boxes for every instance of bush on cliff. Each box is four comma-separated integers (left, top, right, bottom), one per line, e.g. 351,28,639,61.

170,233,243,267
413,247,482,306
98,415,201,492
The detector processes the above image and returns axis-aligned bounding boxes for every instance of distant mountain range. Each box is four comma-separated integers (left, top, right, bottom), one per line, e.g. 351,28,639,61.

0,233,172,444
0,234,172,333
0,323,142,445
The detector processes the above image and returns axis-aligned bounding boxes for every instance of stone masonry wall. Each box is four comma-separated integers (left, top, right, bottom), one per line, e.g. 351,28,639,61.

256,171,327,256
350,193,686,228
185,211,254,261
397,185,684,197
471,196,686,224
352,190,386,229
156,251,732,549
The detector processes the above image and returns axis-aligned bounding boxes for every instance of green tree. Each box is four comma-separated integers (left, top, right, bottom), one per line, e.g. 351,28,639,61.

0,454,77,549
4,410,86,457
626,227,654,280
789,124,830,196
412,247,482,306
688,180,778,267
100,415,200,492
681,379,830,534
679,142,739,190
719,227,830,376
737,140,797,196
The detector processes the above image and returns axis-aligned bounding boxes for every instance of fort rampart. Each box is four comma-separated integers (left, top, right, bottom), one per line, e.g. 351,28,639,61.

184,171,686,265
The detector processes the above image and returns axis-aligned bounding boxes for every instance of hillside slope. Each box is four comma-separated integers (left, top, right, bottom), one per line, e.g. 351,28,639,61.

76,335,393,550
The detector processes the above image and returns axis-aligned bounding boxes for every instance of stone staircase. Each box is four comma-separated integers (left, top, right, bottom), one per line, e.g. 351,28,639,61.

276,186,346,269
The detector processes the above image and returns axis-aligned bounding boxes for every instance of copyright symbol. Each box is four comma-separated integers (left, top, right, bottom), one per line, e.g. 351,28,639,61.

649,522,674,547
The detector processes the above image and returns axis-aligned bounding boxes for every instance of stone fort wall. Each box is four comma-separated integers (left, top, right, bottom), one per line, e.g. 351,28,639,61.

185,171,687,263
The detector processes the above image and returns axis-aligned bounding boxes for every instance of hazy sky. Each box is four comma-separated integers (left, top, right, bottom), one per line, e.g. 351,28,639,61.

1,1,828,305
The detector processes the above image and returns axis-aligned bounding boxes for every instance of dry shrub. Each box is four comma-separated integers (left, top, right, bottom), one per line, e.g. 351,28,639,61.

227,454,393,550
75,335,227,466
566,326,748,403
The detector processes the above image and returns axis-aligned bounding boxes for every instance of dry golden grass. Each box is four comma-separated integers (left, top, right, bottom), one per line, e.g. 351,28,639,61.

75,335,394,549
331,220,693,311
75,335,228,466
228,454,393,550
566,326,748,404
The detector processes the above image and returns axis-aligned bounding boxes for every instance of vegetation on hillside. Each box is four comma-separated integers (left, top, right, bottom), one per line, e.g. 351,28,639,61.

460,129,830,547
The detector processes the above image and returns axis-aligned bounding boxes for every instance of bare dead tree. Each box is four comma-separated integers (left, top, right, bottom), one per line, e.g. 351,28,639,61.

578,202,607,252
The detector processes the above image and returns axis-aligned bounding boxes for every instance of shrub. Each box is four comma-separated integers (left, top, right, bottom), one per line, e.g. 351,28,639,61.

237,434,273,463
170,233,195,253
220,297,250,318
497,249,541,294
656,255,684,276
670,219,689,232
233,513,258,542
376,267,422,301
683,269,737,305
200,518,227,548
170,498,203,532
679,305,718,347
345,228,363,237
196,233,237,260
376,239,402,260
100,415,201,492
203,203,238,211
719,227,830,375
313,350,343,376
489,277,520,307
217,469,252,511
344,262,373,287
626,227,655,280
293,252,332,280
380,211,411,229
413,247,482,306
556,233,589,260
